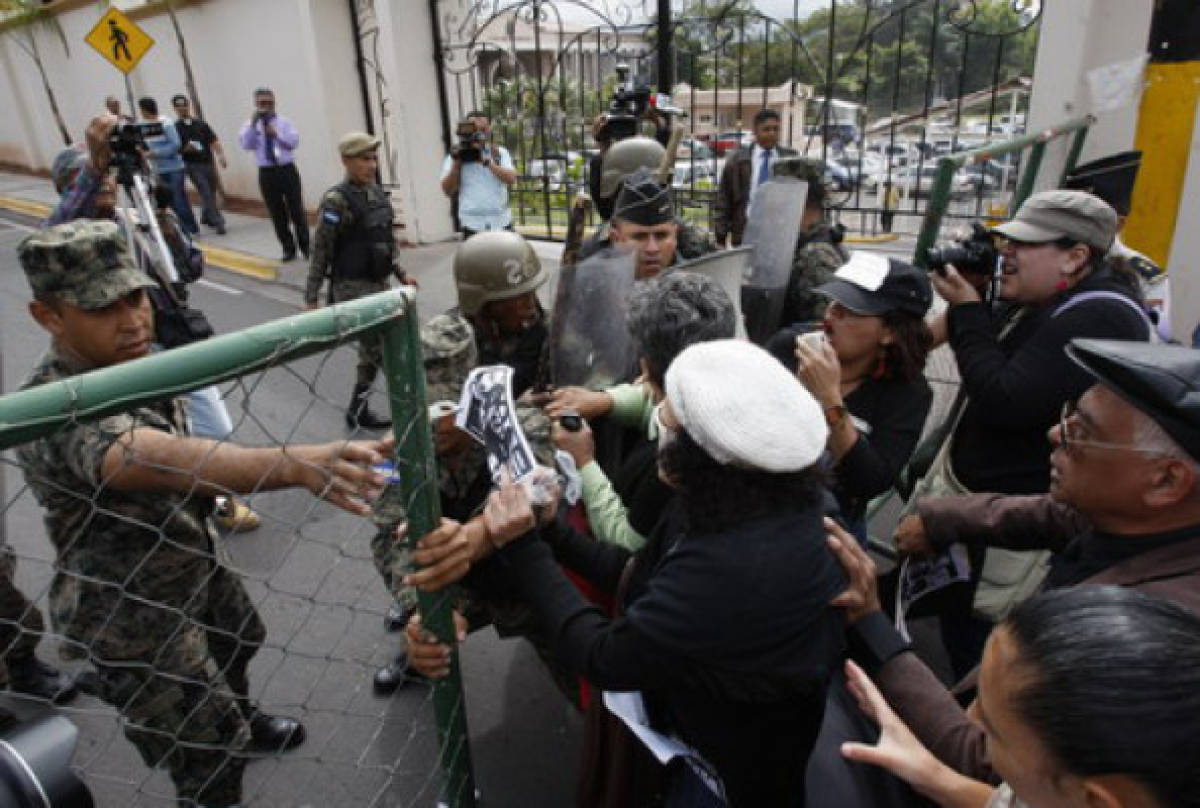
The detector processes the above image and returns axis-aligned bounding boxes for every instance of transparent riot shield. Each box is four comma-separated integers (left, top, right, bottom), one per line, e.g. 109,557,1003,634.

741,177,809,344
549,246,638,389
670,246,752,340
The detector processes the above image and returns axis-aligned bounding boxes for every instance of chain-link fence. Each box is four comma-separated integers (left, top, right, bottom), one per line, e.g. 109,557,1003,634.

0,289,476,807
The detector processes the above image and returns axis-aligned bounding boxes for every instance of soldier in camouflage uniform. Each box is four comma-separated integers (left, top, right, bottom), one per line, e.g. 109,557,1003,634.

453,231,548,399
371,311,554,693
16,221,392,807
305,131,411,430
773,157,849,328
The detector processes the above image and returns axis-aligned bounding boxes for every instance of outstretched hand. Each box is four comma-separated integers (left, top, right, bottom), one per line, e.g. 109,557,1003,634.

826,517,882,623
285,435,395,516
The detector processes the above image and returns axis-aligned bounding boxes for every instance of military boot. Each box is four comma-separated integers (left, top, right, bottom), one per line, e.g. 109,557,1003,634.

346,383,391,430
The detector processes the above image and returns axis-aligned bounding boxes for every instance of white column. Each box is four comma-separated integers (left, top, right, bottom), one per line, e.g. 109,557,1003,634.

1026,0,1153,190
1166,100,1200,344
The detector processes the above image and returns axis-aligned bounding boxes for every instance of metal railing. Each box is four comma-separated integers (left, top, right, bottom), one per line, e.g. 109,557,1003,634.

0,289,477,808
913,114,1095,268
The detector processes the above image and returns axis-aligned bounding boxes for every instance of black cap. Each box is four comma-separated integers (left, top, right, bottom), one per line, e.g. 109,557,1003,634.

815,252,932,318
612,167,675,226
1064,151,1141,216
1066,338,1200,462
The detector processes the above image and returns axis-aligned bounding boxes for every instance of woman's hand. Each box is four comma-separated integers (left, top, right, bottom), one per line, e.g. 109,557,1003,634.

405,610,469,680
552,417,596,467
402,519,472,592
544,387,613,420
482,470,536,548
930,264,982,306
827,518,882,624
893,514,934,558
795,336,843,408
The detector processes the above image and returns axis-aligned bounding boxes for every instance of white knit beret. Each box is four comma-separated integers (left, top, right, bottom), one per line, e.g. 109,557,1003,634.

664,339,828,472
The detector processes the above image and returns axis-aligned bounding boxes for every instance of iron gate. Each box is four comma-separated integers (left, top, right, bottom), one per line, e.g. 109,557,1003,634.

431,0,1044,241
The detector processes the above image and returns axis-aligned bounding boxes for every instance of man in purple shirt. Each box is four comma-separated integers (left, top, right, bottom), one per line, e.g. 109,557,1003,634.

238,88,309,261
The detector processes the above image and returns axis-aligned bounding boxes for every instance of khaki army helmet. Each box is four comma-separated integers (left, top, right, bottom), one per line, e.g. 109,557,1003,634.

453,231,546,316
599,136,666,198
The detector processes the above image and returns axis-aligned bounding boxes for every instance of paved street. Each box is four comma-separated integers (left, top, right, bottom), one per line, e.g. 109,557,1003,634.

0,210,581,807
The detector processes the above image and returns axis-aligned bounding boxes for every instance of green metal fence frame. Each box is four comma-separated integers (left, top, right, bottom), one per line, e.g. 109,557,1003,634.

912,114,1096,269
0,288,477,808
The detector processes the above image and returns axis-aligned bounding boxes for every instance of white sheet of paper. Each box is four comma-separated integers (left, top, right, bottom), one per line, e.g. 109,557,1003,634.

1088,53,1147,115
602,691,693,765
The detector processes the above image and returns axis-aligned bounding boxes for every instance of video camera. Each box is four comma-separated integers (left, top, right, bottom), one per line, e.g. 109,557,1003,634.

454,119,488,163
926,222,999,277
107,121,163,158
598,64,683,143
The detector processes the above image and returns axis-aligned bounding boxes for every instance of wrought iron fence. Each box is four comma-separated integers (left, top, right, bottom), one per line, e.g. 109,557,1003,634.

432,0,1045,241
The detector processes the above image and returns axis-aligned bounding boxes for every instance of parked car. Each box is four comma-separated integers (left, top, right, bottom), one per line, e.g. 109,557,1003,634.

677,138,714,160
705,130,752,156
862,164,972,198
525,151,581,191
672,160,717,189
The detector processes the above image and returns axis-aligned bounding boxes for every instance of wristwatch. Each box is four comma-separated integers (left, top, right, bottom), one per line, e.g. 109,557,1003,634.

824,404,850,429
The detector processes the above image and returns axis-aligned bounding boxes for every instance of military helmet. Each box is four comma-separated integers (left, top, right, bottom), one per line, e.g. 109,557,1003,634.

599,137,666,198
453,231,546,316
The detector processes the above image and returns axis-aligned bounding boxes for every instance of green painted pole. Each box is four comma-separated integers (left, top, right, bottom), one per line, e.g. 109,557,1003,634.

1013,140,1046,214
0,289,415,451
1059,125,1091,185
913,157,959,269
378,306,477,808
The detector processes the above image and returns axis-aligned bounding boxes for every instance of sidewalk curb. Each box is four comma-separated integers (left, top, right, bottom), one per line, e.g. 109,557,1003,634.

844,232,901,244
0,195,279,281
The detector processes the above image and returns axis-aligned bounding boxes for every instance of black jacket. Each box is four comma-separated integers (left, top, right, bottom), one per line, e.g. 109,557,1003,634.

501,501,846,806
949,266,1150,494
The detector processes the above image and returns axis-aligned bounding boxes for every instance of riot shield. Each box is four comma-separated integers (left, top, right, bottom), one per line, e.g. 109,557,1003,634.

549,246,637,389
741,177,808,344
670,246,752,340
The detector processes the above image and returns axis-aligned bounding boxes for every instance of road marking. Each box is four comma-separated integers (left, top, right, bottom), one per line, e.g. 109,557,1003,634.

196,278,243,295
0,216,37,233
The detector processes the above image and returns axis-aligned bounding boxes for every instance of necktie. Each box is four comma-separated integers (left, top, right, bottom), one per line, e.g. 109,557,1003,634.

264,118,278,165
757,148,772,187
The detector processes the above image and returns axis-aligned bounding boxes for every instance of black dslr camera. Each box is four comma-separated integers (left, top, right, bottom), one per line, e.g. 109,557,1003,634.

454,119,488,163
926,222,999,277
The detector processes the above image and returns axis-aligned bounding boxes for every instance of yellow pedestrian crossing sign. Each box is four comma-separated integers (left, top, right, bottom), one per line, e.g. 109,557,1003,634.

85,8,154,75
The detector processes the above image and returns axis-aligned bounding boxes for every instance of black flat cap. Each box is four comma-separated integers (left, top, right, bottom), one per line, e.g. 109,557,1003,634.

1064,151,1141,216
1066,338,1200,461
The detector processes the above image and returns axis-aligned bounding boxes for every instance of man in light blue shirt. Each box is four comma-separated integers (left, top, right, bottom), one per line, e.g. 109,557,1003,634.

440,111,517,236
138,96,198,234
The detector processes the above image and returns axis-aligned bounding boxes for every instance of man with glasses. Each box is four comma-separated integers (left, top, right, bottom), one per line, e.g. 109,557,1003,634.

821,337,1200,791
172,94,226,235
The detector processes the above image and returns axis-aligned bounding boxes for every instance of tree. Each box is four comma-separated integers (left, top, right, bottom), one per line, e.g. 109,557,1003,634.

163,0,206,120
1,0,72,145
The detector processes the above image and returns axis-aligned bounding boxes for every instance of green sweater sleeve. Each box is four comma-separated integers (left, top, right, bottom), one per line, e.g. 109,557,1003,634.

606,383,654,431
579,461,647,552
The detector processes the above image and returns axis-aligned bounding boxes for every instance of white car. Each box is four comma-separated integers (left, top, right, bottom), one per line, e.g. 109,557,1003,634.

672,160,717,189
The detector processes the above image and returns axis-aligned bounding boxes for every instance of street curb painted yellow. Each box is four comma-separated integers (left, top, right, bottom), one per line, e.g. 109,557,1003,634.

844,233,900,244
0,195,278,281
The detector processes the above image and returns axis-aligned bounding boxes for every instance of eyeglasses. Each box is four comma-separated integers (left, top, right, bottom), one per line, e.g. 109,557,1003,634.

1058,400,1165,456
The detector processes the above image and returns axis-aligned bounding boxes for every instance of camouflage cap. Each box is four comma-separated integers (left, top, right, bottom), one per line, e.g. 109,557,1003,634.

339,131,381,157
18,220,155,310
421,312,478,408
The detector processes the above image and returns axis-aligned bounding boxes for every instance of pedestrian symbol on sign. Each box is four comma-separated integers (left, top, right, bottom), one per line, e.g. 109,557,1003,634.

108,19,132,62
85,8,155,75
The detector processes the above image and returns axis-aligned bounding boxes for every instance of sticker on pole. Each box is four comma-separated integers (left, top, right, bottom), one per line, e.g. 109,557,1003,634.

85,8,155,75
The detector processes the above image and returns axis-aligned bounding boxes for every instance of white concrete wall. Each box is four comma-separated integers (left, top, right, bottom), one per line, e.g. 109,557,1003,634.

1026,0,1153,189
1168,102,1200,343
0,0,456,241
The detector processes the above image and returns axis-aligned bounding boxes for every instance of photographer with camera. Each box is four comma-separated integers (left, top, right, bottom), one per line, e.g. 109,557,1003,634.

238,88,309,261
137,97,199,235
439,111,516,237
901,190,1153,677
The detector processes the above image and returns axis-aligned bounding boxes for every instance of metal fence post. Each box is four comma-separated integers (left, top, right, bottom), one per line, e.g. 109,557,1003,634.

1013,140,1046,213
379,307,477,808
912,157,958,269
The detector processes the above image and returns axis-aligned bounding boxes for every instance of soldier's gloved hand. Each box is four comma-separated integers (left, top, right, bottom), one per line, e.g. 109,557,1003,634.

544,387,612,420
403,519,472,593
284,435,394,516
552,417,595,468
405,610,469,680
482,469,536,549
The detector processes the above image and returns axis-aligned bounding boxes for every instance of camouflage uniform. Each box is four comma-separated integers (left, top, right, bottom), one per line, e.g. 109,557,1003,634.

17,348,259,807
371,313,553,618
15,221,257,806
304,181,404,387
779,221,849,326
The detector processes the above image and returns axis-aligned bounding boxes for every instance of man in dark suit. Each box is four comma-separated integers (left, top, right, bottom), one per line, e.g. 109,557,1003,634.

713,108,797,246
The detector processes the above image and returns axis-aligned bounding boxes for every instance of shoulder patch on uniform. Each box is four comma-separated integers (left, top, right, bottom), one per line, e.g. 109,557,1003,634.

322,209,341,224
